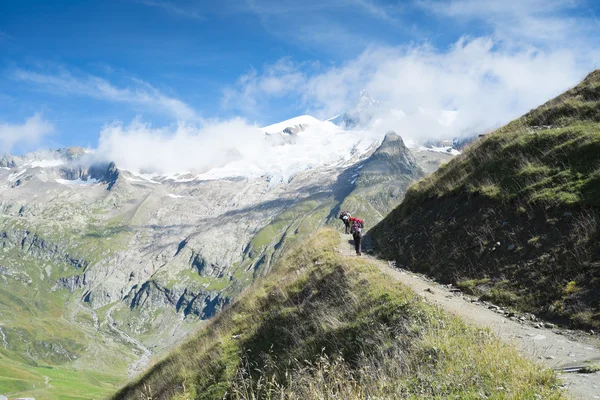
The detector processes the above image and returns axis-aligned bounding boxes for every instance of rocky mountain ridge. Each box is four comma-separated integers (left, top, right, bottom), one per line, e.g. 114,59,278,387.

0,116,446,395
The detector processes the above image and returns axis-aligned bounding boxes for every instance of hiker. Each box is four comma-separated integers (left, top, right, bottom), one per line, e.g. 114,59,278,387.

349,216,365,256
339,211,351,234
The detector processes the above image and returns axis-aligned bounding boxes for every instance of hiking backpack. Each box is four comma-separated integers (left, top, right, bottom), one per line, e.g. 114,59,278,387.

351,217,364,234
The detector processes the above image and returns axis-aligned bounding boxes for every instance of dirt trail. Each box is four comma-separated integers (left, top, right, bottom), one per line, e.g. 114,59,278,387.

339,237,600,400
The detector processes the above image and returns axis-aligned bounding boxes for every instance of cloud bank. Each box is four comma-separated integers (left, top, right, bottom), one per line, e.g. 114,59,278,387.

92,118,259,177
92,34,598,176
224,0,599,143
0,114,54,153
224,36,592,143
90,116,381,180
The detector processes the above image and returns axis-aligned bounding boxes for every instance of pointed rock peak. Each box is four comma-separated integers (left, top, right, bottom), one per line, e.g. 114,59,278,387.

371,132,413,162
357,131,421,180
339,90,382,129
383,131,403,143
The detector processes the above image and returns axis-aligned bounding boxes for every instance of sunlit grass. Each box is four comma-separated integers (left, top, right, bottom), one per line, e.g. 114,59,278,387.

113,229,564,399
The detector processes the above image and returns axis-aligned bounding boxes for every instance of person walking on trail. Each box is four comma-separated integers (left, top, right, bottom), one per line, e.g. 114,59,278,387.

349,216,365,256
339,211,352,234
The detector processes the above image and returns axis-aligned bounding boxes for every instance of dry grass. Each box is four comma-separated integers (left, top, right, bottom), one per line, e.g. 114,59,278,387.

113,230,564,400
398,70,600,214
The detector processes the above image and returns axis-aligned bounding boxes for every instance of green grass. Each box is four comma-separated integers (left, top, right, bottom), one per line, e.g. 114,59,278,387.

113,230,564,400
0,238,133,398
0,355,122,399
401,122,600,212
581,363,600,374
371,69,600,329
248,198,322,255
0,251,88,364
456,278,491,295
398,70,600,214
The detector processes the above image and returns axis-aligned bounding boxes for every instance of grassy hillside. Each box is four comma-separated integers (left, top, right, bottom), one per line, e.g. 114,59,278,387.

0,355,122,400
371,69,600,329
0,219,135,398
114,229,562,399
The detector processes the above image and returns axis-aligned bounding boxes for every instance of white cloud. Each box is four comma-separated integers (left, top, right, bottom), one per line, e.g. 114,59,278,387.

91,118,261,177
420,0,600,47
12,69,199,122
222,59,307,114
224,0,599,143
0,114,54,153
89,115,379,180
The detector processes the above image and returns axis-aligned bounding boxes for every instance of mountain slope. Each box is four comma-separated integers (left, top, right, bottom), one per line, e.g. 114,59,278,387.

371,69,600,329
337,132,423,224
113,229,562,400
0,117,429,397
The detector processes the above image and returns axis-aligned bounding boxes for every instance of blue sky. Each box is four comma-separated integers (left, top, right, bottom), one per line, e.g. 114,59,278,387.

1,0,599,154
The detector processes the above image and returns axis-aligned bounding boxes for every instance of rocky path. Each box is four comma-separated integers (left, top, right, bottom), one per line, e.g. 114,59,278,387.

339,237,600,400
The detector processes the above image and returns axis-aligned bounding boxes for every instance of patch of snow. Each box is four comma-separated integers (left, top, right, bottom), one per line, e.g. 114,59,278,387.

7,169,28,182
168,193,184,199
124,176,145,183
172,176,198,183
261,115,326,133
140,174,163,183
125,173,160,184
357,165,364,169
350,179,357,185
55,178,98,186
107,114,383,185
196,121,380,182
418,146,461,156
30,159,65,168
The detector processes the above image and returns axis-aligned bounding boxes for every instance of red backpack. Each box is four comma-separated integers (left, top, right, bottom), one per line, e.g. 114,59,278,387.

350,217,364,233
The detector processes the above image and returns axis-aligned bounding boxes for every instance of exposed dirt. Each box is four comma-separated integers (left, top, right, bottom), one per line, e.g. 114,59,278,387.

339,236,600,400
